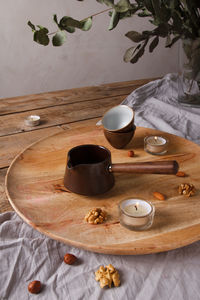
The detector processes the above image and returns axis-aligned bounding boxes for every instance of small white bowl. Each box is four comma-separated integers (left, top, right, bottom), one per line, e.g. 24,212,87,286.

102,105,134,132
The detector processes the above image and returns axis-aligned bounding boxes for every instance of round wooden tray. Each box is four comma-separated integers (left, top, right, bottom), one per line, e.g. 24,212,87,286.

5,126,200,255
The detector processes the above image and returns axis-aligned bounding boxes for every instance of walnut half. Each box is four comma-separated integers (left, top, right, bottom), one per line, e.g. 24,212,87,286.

178,183,196,197
95,264,120,288
84,208,107,224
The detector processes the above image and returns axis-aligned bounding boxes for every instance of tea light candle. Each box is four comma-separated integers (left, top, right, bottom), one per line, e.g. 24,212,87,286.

144,136,168,155
25,115,41,127
118,199,155,231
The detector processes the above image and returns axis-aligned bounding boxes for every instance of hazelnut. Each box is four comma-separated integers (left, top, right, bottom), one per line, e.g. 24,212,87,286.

64,253,77,265
176,171,186,177
28,280,42,294
128,150,134,157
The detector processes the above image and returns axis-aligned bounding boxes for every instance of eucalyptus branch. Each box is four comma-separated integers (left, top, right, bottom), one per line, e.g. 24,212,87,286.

28,0,200,81
88,8,112,18
47,8,112,37
48,31,58,36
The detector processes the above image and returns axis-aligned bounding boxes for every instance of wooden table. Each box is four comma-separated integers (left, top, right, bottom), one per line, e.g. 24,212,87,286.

0,78,155,213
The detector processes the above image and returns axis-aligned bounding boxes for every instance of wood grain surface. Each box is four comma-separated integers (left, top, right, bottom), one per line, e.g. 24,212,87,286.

5,126,200,255
0,78,156,115
1,78,155,213
0,96,124,137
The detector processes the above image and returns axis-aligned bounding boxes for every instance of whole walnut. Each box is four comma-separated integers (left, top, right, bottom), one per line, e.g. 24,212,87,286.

84,208,107,224
95,264,120,288
178,183,196,197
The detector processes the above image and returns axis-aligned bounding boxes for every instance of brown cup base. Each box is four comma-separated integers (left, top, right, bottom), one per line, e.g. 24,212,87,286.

104,125,136,149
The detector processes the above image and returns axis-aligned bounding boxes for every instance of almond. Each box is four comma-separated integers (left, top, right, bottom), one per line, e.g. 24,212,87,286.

176,171,186,177
64,253,77,265
153,192,165,201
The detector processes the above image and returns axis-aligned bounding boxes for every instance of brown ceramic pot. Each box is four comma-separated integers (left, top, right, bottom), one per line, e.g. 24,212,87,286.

64,144,179,196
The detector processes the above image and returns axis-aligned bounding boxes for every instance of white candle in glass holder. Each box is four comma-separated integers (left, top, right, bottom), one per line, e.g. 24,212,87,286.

144,136,168,155
119,199,155,231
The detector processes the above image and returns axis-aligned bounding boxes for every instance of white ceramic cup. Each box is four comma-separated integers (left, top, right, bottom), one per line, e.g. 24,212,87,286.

102,105,134,132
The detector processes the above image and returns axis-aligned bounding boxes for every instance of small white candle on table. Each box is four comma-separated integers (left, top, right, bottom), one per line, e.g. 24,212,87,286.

144,136,168,155
119,199,155,231
25,115,41,127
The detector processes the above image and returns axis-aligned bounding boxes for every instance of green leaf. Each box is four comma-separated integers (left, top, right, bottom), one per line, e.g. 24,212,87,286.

123,45,141,62
114,0,132,12
96,0,114,7
33,29,49,46
65,26,76,33
60,16,83,30
80,17,92,31
130,38,148,64
165,35,180,48
125,31,145,42
59,16,92,32
53,14,58,25
142,30,152,37
119,7,137,19
149,36,159,52
130,46,145,63
52,31,66,46
108,10,120,30
53,14,75,33
138,8,152,17
36,25,49,34
27,21,36,31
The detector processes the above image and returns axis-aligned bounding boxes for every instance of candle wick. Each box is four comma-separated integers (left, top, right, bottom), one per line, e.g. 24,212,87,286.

135,205,138,211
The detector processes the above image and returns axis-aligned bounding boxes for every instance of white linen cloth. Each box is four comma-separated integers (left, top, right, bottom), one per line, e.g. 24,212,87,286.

1,212,200,300
1,73,200,299
122,73,200,145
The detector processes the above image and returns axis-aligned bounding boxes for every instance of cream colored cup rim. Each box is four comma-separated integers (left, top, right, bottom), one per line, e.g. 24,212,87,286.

102,105,134,132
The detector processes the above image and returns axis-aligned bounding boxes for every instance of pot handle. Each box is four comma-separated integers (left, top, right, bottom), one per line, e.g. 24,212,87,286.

110,160,179,174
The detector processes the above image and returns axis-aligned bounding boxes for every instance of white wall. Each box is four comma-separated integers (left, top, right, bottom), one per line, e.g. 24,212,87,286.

0,0,179,98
